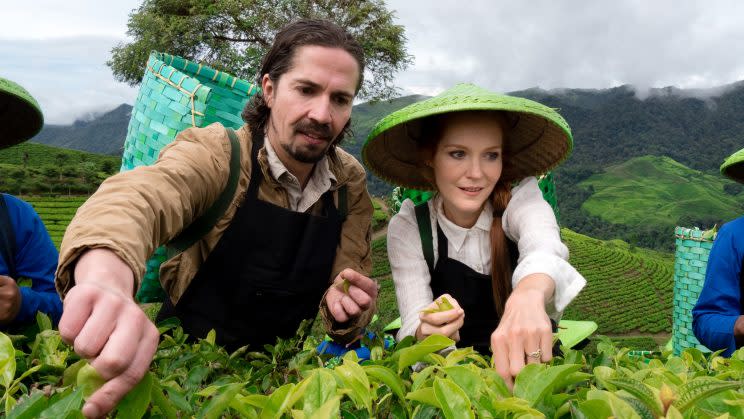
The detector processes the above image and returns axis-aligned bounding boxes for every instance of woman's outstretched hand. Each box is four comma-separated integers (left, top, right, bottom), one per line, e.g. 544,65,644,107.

490,273,555,390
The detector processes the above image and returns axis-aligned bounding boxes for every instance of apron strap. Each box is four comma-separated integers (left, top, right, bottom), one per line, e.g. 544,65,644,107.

336,185,348,221
166,127,242,255
414,202,434,275
0,195,17,279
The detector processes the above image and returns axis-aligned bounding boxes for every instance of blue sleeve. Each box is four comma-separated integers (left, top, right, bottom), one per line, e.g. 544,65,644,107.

1,195,63,326
692,220,744,356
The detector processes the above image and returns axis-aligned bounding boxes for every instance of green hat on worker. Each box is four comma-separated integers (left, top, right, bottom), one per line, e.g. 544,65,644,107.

721,148,744,184
0,77,44,150
362,83,573,190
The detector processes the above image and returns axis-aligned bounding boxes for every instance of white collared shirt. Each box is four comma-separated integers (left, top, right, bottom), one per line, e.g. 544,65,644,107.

387,177,587,340
264,137,336,212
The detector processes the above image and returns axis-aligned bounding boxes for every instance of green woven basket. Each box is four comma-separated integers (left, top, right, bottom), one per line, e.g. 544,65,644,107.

390,172,560,221
672,226,715,355
122,51,259,302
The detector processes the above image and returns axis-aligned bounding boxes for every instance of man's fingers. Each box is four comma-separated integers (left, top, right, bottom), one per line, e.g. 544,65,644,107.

73,303,119,359
339,269,377,298
346,285,372,309
83,327,159,419
58,287,97,345
89,311,147,379
339,295,361,317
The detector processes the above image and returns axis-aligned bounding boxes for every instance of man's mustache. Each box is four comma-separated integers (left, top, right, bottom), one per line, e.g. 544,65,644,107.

294,120,333,141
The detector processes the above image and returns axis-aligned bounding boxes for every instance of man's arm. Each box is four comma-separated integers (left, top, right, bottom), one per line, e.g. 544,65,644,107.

693,221,743,356
55,124,234,418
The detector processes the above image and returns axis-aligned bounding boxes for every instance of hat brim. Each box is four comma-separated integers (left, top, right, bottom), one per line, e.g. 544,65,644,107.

721,148,744,184
362,84,573,190
0,80,44,149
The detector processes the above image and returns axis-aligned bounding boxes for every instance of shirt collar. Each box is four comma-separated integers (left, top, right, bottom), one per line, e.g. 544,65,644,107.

263,136,336,187
434,195,493,252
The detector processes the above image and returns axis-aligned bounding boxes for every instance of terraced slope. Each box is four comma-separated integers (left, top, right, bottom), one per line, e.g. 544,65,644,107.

561,228,673,334
21,196,88,247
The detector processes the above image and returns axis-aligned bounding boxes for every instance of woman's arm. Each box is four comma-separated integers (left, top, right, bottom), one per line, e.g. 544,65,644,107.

502,177,586,317
387,199,436,340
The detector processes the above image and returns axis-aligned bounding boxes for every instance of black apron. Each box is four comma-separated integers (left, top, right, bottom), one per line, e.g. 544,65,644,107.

158,135,344,350
416,202,518,353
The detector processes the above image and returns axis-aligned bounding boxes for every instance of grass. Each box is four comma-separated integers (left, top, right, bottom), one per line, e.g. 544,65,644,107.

580,155,743,228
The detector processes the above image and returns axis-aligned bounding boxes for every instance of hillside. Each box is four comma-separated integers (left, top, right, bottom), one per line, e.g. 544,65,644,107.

579,155,743,228
32,104,132,156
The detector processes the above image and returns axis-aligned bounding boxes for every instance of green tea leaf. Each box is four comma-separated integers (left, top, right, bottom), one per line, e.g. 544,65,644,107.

260,383,295,418
433,377,474,419
307,395,340,419
397,335,454,372
674,378,741,413
203,383,245,419
7,391,48,419
406,388,441,408
62,360,86,387
342,279,351,294
300,370,336,416
586,389,641,419
150,380,179,419
437,297,454,311
514,363,581,406
76,363,106,400
607,377,662,416
35,312,52,332
570,399,612,419
443,365,483,396
364,365,406,400
116,371,153,419
38,388,84,419
334,360,372,412
0,332,16,388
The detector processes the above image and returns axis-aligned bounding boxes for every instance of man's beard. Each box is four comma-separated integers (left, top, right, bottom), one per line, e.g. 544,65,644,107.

283,119,336,163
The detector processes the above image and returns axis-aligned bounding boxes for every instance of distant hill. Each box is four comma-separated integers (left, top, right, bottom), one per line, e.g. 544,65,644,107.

32,104,132,156
580,155,743,228
27,82,744,250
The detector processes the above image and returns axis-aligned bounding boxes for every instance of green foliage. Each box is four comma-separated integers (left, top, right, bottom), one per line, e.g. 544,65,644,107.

108,0,411,101
2,315,744,418
579,155,742,230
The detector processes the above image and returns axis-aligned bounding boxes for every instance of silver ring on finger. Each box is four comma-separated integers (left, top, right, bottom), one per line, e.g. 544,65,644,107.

527,348,542,359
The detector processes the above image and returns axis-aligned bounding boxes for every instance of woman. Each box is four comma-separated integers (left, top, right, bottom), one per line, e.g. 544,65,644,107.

362,83,586,386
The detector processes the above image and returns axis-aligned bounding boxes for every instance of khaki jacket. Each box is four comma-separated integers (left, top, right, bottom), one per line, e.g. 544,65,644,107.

56,123,374,342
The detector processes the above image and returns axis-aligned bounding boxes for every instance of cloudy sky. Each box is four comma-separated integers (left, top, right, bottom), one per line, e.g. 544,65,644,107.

3,0,744,124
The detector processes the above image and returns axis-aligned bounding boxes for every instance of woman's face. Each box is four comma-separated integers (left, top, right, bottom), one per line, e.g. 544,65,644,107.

429,112,504,228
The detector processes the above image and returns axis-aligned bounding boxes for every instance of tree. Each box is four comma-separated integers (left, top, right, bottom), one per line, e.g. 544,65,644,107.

108,0,411,101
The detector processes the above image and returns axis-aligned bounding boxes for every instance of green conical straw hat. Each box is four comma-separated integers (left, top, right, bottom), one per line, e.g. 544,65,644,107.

0,77,44,149
721,148,744,184
362,83,573,190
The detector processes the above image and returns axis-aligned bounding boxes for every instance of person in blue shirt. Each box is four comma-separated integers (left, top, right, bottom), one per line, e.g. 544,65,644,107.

693,148,744,356
0,193,63,326
0,77,63,327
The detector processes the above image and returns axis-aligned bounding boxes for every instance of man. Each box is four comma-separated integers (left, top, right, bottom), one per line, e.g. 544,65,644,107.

0,77,63,328
55,19,377,418
693,147,744,356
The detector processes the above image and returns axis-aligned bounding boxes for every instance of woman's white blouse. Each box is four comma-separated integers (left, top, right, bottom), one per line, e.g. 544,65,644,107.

387,177,587,340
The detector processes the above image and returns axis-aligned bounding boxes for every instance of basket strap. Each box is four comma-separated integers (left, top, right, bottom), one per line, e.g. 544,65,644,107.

414,202,434,275
166,127,241,256
0,195,18,279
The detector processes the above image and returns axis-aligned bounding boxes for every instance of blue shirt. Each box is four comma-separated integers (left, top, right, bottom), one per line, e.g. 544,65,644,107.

692,216,744,356
0,194,63,326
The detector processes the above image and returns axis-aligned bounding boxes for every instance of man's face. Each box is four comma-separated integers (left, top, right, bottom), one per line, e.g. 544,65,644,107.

262,45,359,166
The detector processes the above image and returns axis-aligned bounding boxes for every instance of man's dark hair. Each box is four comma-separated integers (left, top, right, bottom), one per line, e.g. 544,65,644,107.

242,19,365,148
